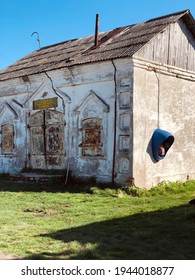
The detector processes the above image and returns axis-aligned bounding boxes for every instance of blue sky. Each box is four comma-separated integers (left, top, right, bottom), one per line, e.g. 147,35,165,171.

0,0,195,69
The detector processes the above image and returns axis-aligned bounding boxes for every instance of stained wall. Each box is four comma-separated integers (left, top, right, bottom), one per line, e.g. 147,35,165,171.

133,59,195,188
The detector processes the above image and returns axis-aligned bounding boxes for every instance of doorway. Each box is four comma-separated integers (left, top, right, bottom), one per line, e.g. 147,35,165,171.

29,109,65,169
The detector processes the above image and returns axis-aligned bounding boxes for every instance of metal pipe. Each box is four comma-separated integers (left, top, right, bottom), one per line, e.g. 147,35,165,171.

43,110,48,169
111,60,117,186
95,14,99,47
154,71,160,129
44,71,65,114
31,32,41,49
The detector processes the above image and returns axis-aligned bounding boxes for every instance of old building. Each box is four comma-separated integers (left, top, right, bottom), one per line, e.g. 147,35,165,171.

0,10,194,188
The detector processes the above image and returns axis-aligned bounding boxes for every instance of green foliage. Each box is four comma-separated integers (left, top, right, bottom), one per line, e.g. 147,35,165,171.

149,180,195,196
122,185,149,197
89,187,120,197
90,180,195,198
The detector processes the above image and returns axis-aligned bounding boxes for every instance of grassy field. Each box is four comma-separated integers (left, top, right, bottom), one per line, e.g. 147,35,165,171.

0,177,194,260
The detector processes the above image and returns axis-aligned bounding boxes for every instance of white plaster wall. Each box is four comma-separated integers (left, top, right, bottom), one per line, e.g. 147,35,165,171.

133,60,195,188
49,59,134,182
0,59,134,182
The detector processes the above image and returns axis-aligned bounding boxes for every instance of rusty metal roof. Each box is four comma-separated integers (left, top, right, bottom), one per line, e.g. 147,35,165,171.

0,9,194,81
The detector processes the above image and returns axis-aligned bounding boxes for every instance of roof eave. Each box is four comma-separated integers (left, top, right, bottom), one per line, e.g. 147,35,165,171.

182,10,195,38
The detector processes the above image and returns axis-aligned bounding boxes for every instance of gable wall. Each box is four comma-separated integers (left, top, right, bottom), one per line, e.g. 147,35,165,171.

135,19,195,72
133,59,195,188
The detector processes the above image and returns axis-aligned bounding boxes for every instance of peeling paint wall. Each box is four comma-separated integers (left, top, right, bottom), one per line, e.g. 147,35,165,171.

0,60,134,183
0,94,26,173
62,59,134,182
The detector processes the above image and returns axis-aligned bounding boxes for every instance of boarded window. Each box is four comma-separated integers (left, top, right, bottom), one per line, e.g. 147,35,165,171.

1,124,14,154
82,118,102,156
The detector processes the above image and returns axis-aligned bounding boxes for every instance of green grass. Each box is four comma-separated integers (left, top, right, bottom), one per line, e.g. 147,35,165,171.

0,178,194,260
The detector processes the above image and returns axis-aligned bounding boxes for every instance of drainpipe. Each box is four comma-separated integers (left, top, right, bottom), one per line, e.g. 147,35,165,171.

154,70,160,129
23,78,31,169
44,71,65,114
111,60,117,186
65,104,70,185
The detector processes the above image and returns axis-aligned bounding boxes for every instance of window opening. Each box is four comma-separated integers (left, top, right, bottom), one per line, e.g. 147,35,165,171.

82,118,102,156
1,124,14,154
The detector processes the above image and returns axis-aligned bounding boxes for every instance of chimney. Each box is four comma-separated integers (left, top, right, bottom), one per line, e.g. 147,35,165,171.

95,14,99,47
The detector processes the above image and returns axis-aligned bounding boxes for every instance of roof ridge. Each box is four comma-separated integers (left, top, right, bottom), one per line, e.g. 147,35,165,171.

146,9,189,23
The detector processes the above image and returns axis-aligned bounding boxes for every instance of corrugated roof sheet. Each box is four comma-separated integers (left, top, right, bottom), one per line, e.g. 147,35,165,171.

0,9,194,81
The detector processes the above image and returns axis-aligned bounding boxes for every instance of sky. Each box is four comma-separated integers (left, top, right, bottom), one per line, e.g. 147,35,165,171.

0,0,195,70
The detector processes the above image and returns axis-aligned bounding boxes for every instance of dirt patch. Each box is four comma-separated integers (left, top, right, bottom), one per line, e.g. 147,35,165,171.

0,250,16,260
23,208,64,217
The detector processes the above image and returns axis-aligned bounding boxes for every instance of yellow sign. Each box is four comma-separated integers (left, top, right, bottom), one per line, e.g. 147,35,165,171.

33,97,58,110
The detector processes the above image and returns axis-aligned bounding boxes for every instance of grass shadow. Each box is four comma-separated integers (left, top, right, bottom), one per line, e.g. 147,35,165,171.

0,179,66,193
0,179,96,193
0,176,113,193
25,204,195,260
